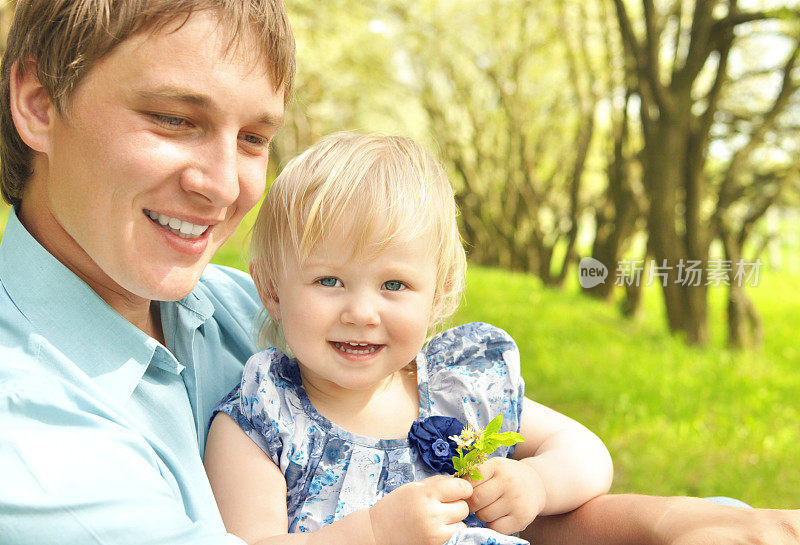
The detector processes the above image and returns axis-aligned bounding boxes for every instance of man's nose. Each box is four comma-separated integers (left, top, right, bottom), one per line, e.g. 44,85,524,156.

341,291,381,327
180,135,239,207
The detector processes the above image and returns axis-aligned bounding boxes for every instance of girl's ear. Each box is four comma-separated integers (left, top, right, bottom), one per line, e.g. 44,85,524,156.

9,59,55,153
250,263,281,321
428,292,444,328
263,287,281,321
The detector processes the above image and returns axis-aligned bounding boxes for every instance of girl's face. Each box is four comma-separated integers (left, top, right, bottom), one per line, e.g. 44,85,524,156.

264,231,438,398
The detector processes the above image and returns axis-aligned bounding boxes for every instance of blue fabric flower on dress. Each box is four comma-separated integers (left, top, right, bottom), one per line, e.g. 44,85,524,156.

408,416,465,474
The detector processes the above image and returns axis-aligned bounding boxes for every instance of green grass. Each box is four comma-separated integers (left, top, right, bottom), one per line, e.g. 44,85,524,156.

449,265,800,508
3,203,798,508
213,213,799,508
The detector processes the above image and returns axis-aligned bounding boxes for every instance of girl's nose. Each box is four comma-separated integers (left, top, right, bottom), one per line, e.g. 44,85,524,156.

340,292,380,327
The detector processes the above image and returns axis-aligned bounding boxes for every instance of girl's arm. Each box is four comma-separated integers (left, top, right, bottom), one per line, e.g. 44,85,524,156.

204,413,472,545
466,397,613,534
512,396,613,514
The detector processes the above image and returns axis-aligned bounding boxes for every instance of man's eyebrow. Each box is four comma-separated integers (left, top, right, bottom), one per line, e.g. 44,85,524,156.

135,87,211,107
134,87,284,127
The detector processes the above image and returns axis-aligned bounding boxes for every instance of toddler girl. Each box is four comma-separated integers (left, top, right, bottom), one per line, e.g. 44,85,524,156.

204,133,613,545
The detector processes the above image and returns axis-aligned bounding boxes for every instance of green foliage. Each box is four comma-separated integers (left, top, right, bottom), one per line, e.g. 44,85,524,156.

205,225,799,507
1,204,797,507
207,217,799,505
448,265,800,508
451,414,526,479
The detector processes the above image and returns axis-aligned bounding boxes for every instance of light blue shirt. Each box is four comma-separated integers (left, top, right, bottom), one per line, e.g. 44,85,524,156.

0,210,258,544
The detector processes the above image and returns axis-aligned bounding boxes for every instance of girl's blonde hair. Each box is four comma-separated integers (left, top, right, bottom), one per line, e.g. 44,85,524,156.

249,132,467,352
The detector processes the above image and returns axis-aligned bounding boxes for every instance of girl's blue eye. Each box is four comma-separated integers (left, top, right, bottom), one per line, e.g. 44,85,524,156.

383,280,405,291
318,277,341,287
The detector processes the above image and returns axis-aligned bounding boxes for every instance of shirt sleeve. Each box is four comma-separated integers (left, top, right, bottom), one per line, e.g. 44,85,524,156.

0,376,247,545
425,322,525,457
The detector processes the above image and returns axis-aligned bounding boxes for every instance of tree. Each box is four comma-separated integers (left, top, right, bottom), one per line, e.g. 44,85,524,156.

612,0,800,344
709,35,800,348
386,0,604,285
275,1,423,173
587,0,647,305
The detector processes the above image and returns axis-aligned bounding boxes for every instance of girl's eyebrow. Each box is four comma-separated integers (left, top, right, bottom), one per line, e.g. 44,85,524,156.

300,258,337,269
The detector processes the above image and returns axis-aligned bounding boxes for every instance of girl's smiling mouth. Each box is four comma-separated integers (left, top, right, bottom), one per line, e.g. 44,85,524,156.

330,341,383,355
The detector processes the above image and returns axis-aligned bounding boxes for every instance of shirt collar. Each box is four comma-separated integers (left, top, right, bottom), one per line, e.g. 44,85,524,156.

0,209,213,404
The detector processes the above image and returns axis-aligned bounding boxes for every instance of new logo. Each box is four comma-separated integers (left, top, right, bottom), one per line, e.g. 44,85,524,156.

578,257,608,288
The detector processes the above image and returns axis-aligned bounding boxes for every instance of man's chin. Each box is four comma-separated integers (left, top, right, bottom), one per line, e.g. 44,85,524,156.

133,268,207,303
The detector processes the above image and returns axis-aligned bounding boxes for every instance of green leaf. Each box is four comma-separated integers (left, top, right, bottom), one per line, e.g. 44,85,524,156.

463,448,483,465
477,437,501,454
484,414,503,436
452,456,464,473
469,469,483,481
493,431,526,446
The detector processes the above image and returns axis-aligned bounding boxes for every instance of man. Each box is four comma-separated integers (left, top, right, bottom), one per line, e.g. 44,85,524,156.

1,2,798,545
0,1,293,543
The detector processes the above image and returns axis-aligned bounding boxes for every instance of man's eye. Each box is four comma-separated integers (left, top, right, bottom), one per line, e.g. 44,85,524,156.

152,114,188,128
317,277,342,287
383,280,405,291
240,133,270,147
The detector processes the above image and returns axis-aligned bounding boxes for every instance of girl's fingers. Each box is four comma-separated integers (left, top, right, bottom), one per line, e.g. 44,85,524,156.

475,497,509,525
443,521,467,534
487,513,526,536
440,521,468,544
467,477,503,512
434,476,474,502
439,499,470,523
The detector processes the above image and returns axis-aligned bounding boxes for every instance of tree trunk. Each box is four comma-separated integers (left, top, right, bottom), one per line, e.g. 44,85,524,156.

587,90,640,300
721,233,763,349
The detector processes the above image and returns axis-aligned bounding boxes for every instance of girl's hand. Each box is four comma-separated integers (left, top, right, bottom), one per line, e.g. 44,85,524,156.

368,475,472,545
466,457,546,535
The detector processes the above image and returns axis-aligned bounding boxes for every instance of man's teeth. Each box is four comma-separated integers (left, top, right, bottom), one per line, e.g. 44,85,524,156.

334,342,379,355
145,210,209,239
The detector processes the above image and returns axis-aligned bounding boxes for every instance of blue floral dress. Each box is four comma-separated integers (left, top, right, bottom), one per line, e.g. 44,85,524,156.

213,322,529,545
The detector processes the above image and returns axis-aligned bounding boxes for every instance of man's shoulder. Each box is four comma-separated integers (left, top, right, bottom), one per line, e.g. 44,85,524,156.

0,339,71,407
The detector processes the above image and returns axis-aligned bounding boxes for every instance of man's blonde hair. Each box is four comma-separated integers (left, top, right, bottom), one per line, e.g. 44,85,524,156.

0,0,295,205
250,133,467,352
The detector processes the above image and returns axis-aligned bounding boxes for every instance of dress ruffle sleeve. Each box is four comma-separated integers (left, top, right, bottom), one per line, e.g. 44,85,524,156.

422,322,525,458
211,348,298,464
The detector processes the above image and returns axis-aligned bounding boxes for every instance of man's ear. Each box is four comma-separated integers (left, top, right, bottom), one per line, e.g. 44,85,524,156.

250,264,281,321
9,59,55,153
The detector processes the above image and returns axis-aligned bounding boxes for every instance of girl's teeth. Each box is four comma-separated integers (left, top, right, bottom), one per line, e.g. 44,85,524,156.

144,209,209,239
335,342,379,354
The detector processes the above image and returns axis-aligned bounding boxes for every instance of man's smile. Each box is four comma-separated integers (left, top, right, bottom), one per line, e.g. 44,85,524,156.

144,209,210,239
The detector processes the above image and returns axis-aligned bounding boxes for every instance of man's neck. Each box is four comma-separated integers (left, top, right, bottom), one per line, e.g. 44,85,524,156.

18,196,164,343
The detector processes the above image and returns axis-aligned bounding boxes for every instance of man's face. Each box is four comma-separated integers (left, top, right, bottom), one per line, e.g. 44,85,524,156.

25,11,284,303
